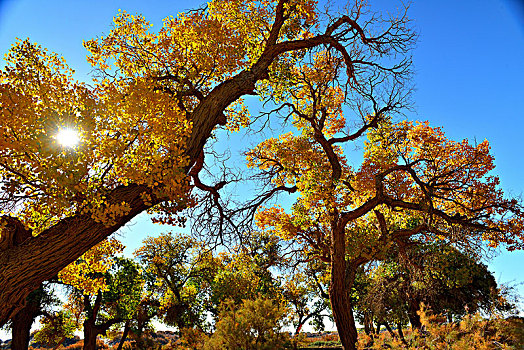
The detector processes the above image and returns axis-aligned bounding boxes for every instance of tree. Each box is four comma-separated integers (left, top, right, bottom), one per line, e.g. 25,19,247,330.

0,0,417,324
281,268,331,336
135,230,286,333
80,257,146,350
205,232,286,315
41,239,148,350
3,283,59,350
33,310,79,349
249,53,524,349
135,232,211,332
355,242,516,333
104,258,160,350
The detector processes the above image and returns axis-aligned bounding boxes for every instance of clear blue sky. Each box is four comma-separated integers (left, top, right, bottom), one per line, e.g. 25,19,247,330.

1,0,523,307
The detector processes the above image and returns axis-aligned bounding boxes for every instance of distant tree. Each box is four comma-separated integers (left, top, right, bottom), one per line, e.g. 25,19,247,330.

100,257,153,350
279,255,332,337
33,310,79,349
135,233,211,331
354,242,516,338
135,231,288,333
37,239,152,350
205,232,285,314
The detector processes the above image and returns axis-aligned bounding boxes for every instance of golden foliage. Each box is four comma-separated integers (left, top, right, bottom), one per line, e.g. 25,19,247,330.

58,237,124,295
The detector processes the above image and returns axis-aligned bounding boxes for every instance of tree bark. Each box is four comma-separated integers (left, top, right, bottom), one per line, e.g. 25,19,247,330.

10,285,45,350
11,309,37,350
83,323,98,350
329,225,358,350
363,312,373,336
83,292,101,350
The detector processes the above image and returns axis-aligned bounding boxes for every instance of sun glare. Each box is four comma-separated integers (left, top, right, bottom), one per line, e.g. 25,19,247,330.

56,128,80,148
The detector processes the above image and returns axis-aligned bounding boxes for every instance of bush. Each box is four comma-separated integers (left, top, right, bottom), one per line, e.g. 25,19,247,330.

204,296,292,350
355,305,524,349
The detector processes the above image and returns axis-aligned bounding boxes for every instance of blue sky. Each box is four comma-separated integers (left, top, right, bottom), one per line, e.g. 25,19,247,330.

1,0,523,313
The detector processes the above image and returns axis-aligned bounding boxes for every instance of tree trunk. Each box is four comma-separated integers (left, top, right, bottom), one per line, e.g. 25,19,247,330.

83,322,98,350
83,292,100,350
10,285,44,350
396,322,407,345
0,184,152,327
11,311,35,350
383,321,396,339
363,312,373,336
329,225,358,350
116,321,131,350
407,298,422,330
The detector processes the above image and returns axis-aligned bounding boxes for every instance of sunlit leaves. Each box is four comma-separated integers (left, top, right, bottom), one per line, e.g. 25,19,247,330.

0,39,193,231
0,40,95,231
58,237,124,295
33,310,78,348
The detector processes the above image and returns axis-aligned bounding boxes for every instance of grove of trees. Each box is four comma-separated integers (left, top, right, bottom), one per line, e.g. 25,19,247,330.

0,0,523,349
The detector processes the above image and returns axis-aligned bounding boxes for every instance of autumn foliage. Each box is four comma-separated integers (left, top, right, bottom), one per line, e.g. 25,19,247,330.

0,1,523,350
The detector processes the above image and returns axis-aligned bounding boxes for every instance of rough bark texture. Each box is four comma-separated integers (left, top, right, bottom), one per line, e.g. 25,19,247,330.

83,292,102,350
363,313,373,336
0,216,32,250
0,184,151,326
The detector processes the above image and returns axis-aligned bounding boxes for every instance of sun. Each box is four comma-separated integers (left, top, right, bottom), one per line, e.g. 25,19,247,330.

56,128,80,148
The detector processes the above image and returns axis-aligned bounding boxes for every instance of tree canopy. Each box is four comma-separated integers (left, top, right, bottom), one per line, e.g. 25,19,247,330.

1,1,523,349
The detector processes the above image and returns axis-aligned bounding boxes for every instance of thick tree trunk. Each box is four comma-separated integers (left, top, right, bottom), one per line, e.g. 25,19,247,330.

83,293,100,350
11,311,35,350
10,285,45,350
83,323,98,350
0,185,151,327
329,225,358,350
